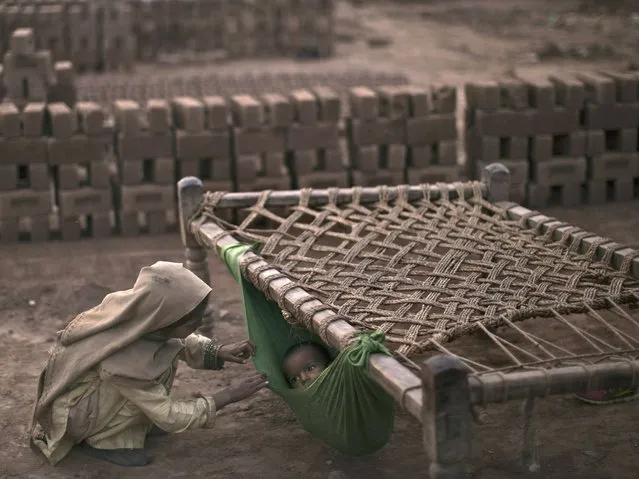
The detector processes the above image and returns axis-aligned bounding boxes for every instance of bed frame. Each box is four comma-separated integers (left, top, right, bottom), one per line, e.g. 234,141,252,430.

176,163,639,478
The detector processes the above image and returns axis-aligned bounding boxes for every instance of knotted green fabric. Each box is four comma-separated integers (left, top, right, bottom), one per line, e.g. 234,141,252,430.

220,243,395,456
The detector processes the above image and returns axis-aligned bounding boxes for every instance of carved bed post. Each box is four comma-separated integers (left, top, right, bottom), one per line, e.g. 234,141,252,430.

482,162,511,203
177,176,213,337
421,355,472,479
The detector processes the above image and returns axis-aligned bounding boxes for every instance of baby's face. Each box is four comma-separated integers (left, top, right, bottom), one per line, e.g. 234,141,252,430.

283,345,328,389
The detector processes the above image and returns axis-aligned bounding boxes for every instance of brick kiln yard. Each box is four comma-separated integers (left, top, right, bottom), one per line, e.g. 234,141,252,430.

3,1,639,478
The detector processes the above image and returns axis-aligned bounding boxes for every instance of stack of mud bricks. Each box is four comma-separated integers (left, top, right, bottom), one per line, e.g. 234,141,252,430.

577,71,639,204
347,85,459,187
286,88,344,188
229,94,288,195
234,0,277,58
0,101,53,242
466,74,585,207
3,28,55,109
173,96,234,222
35,3,65,62
68,1,98,73
113,98,175,236
276,0,334,58
49,101,115,240
100,2,135,72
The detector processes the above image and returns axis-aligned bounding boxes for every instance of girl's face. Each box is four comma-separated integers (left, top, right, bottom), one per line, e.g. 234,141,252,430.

282,345,328,389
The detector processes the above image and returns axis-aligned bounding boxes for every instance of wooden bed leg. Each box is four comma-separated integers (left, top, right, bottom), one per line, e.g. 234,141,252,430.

177,176,214,337
482,162,511,203
421,355,472,479
521,396,540,473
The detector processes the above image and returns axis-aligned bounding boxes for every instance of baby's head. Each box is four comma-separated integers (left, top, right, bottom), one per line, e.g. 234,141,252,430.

282,342,331,389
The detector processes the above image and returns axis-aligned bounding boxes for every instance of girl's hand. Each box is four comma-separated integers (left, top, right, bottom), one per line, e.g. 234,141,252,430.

217,339,256,364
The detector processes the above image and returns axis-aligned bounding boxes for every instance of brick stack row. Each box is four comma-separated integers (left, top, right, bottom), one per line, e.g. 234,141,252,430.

578,71,639,204
113,99,175,236
67,1,98,73
277,0,334,58
0,101,53,242
101,2,135,72
347,85,459,187
173,95,233,222
49,101,114,240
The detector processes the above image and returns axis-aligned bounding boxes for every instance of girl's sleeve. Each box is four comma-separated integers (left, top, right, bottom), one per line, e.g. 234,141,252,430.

178,333,225,370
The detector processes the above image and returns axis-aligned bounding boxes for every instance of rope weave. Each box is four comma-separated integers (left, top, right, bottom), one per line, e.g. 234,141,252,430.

193,184,639,361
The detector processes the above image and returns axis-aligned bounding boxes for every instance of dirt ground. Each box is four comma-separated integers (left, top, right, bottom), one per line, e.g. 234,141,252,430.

4,1,639,478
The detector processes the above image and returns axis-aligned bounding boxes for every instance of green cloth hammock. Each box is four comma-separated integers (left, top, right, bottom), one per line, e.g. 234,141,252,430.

220,243,396,456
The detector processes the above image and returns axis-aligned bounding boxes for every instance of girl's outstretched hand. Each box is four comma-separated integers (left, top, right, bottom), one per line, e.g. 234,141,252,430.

217,339,256,364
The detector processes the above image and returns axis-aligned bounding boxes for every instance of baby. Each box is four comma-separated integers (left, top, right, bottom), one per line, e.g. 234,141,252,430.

282,342,331,389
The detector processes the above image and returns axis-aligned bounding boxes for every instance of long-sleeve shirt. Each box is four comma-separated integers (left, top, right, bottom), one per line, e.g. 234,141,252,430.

33,334,222,466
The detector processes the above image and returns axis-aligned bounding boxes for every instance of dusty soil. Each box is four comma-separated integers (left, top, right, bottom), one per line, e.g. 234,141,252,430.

4,1,639,478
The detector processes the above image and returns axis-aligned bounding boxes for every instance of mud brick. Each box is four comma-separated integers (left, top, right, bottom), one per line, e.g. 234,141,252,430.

576,72,616,105
298,171,350,189
89,160,112,189
287,123,339,150
548,73,585,110
90,212,114,238
406,165,461,185
582,103,639,130
47,103,75,139
498,77,529,111
22,103,46,137
58,186,112,216
349,87,379,120
408,146,433,168
347,119,382,146
601,71,639,103
27,163,51,191
10,28,35,55
0,218,20,243
0,137,47,165
465,81,500,111
350,145,379,173
321,148,345,171
75,102,105,136
232,128,286,155
588,153,639,180
244,175,290,193
406,114,456,145
430,84,457,115
153,158,176,184
113,100,142,135
516,73,555,111
235,155,259,183
585,178,635,204
0,189,52,218
119,160,143,186
146,99,171,134
467,134,499,163
0,165,18,190
352,169,405,187
548,132,587,158
261,94,293,128
586,131,605,157
472,110,531,137
527,182,583,208
264,152,287,177
619,129,637,153
29,216,51,242
117,133,173,160
312,86,341,122
120,184,174,213
402,86,428,118
291,149,319,175
533,157,587,184
383,144,406,171
290,90,318,125
203,96,229,131
528,108,580,135
48,136,103,165
437,140,458,165
174,130,230,159
376,85,411,119
0,103,21,138
57,164,83,190
171,97,205,133
231,95,263,130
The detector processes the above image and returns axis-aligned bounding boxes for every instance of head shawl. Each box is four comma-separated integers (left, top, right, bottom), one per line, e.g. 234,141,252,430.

30,261,212,433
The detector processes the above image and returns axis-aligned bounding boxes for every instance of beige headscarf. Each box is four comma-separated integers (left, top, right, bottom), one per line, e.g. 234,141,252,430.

30,261,212,434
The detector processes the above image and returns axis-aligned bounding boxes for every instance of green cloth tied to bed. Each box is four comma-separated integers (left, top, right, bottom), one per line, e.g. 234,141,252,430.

221,243,395,456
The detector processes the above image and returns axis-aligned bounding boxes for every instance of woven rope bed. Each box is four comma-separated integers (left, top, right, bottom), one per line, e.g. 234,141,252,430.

176,163,639,478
